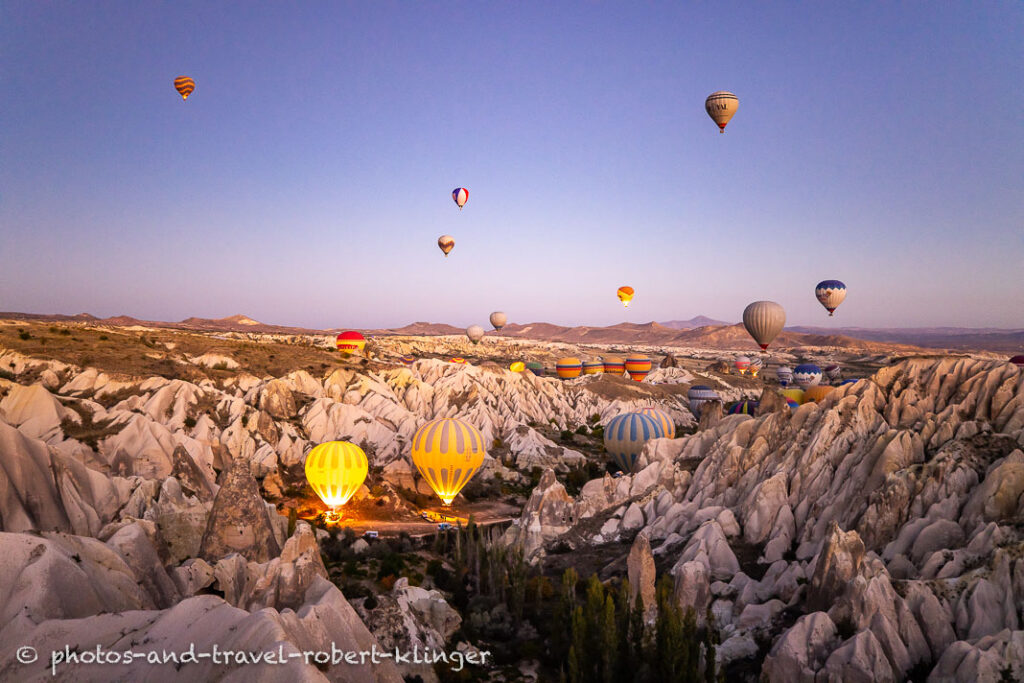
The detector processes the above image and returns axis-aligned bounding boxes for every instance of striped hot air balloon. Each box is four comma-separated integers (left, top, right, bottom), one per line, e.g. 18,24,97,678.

582,360,605,375
742,301,786,350
776,366,794,387
803,385,835,403
174,76,195,100
728,400,758,415
625,356,652,382
509,361,525,373
639,407,675,439
604,412,661,473
410,418,486,505
705,91,738,133
556,357,583,379
450,357,468,364
687,385,720,418
784,396,801,409
603,356,625,376
617,286,635,307
793,364,822,388
815,280,847,316
824,364,842,383
780,388,805,406
735,356,752,375
336,331,366,357
452,187,469,210
438,235,455,257
526,361,544,376
399,354,416,366
305,441,368,511
748,357,764,377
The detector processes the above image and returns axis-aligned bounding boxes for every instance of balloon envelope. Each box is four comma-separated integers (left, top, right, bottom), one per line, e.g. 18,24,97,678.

793,364,822,388
305,441,368,508
399,354,415,366
742,301,786,350
410,418,486,505
815,280,847,316
705,91,738,132
437,235,455,257
489,311,507,330
780,388,806,406
336,331,366,356
603,356,625,375
776,366,794,386
556,357,583,379
639,407,675,439
450,357,468,364
617,286,635,307
466,325,485,344
526,361,544,376
803,385,835,403
625,356,652,382
728,400,758,415
582,360,605,375
509,361,525,373
735,356,752,374
687,385,720,418
452,187,469,209
604,413,660,473
174,76,195,100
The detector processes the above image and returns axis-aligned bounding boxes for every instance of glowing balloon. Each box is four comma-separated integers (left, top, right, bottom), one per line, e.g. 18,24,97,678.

776,366,794,387
815,280,847,316
399,354,416,366
748,357,764,377
438,235,455,257
705,91,738,133
336,331,366,357
625,356,652,382
526,361,544,376
604,412,661,473
617,286,635,307
687,385,720,418
489,311,507,330
509,361,525,373
556,357,583,379
305,441,368,510
452,187,469,210
735,356,751,375
793,364,822,388
410,418,486,505
742,301,786,350
174,76,195,100
582,360,605,375
466,325,485,344
728,400,758,415
639,407,675,439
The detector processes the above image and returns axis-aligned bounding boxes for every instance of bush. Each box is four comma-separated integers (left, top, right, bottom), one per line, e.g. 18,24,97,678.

18,330,30,341
183,416,197,429
99,335,108,341
575,425,589,435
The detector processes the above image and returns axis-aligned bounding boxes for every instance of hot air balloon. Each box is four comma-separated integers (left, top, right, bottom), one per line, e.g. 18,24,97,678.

728,400,758,415
489,311,507,330
780,388,805,407
509,361,525,373
743,301,786,350
1009,355,1024,367
824,364,842,383
604,412,661,473
735,356,751,375
305,441,368,518
452,187,469,210
840,378,859,386
438,235,455,257
466,325,485,344
625,356,652,382
687,385,720,418
336,331,366,357
815,280,847,316
399,354,416,366
776,366,794,387
526,361,544,376
174,76,195,100
556,357,583,379
617,286,635,307
803,385,835,403
705,91,738,133
603,356,625,376
582,360,605,375
748,357,764,377
410,418,486,505
639,407,675,439
450,357,468,364
793,364,822,388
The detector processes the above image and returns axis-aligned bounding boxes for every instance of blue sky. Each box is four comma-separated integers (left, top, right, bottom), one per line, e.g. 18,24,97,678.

2,2,1021,329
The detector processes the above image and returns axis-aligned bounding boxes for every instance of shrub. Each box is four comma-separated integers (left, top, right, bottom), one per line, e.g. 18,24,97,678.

99,335,108,341
18,330,30,341
183,416,197,429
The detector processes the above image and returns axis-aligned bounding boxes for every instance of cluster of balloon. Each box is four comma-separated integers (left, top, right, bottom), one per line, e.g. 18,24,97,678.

803,385,835,403
748,357,764,377
582,360,604,375
410,417,485,506
735,356,751,375
336,331,366,357
399,354,416,366
728,400,758,415
705,91,738,133
776,366,794,387
174,76,195,100
437,235,455,257
742,301,786,351
466,325,485,344
625,355,652,382
603,356,625,375
489,311,507,330
509,361,526,373
616,286,634,308
556,357,583,379
793,364,822,388
604,412,663,473
639,407,675,439
526,361,544,376
305,441,368,521
815,280,847,316
780,388,805,407
687,385,721,418
1009,355,1024,367
824,364,842,383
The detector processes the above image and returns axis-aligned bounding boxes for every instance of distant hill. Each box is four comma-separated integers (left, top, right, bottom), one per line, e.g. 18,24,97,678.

787,326,1024,353
658,315,731,329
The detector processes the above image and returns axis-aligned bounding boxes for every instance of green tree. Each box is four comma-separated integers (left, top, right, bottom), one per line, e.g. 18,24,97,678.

601,595,618,683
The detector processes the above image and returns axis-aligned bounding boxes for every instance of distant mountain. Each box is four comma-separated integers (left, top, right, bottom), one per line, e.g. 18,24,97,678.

787,326,1024,353
658,315,731,329
371,322,465,336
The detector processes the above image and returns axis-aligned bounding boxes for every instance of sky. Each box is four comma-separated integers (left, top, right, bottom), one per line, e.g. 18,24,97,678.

2,2,1022,330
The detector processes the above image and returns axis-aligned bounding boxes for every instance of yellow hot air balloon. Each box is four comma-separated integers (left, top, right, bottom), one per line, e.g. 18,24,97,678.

305,441,368,517
803,385,835,403
705,91,738,133
411,418,486,505
509,361,525,372
438,235,455,257
617,286,634,307
174,76,195,101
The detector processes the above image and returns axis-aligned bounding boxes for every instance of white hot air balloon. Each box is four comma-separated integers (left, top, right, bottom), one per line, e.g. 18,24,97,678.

742,301,786,350
489,311,507,330
705,91,738,133
466,325,485,344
